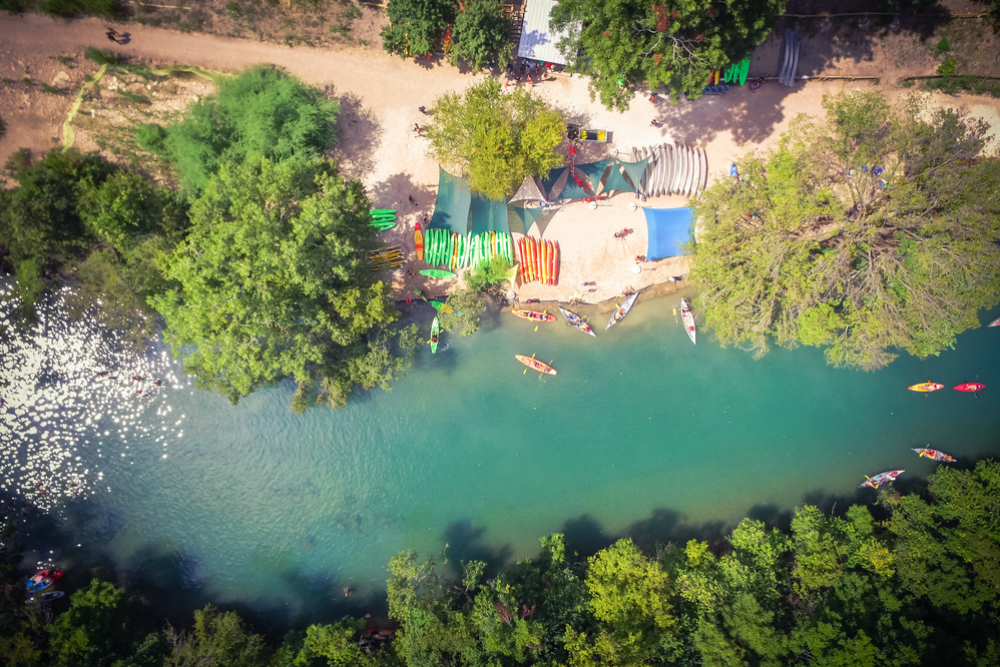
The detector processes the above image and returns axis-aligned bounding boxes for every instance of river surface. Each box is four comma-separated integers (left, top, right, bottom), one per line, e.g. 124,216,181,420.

3,286,999,628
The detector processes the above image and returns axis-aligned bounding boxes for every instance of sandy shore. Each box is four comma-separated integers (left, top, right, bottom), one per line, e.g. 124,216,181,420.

2,13,1000,307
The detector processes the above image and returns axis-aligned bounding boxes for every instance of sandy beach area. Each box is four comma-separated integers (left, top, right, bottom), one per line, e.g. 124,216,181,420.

2,10,999,308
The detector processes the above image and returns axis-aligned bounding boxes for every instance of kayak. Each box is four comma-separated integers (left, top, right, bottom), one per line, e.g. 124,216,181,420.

559,306,595,337
680,298,696,344
912,447,954,462
413,289,453,314
606,293,639,330
908,382,944,392
859,469,904,489
28,590,65,604
954,382,985,392
988,317,1000,327
430,316,440,355
26,570,63,594
512,308,556,323
515,354,557,375
371,208,396,215
420,269,456,279
414,226,424,262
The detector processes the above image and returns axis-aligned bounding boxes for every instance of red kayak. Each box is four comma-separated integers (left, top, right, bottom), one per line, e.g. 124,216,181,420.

954,383,985,392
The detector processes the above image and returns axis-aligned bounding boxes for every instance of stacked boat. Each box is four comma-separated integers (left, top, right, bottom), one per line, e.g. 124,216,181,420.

515,236,560,285
631,143,708,200
423,229,514,270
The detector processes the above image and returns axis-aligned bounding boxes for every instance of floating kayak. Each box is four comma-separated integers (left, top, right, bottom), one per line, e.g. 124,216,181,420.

420,269,456,279
430,316,439,355
26,570,63,594
912,447,954,462
859,469,904,489
28,590,65,604
680,298,696,344
512,309,556,323
607,293,639,330
908,382,944,393
559,306,595,337
515,354,557,375
954,382,985,392
414,226,424,262
989,317,1000,327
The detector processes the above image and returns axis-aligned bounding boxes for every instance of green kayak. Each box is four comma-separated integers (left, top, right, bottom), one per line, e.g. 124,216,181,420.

430,316,440,354
420,269,456,279
371,208,396,215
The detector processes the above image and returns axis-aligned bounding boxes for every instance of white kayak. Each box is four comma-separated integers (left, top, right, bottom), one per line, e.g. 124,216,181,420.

607,293,639,329
681,298,696,344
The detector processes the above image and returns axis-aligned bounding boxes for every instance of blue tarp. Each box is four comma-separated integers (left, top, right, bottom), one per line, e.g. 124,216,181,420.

643,207,694,261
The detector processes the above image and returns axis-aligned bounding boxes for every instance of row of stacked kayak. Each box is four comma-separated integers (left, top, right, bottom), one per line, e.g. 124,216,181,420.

423,229,515,269
515,236,560,285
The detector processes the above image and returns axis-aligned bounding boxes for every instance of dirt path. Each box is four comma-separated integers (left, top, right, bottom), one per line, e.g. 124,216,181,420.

2,13,999,306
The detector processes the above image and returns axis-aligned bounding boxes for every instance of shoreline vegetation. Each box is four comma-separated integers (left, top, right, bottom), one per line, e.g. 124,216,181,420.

2,460,999,666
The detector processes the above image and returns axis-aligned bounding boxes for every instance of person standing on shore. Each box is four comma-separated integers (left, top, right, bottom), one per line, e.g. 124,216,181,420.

106,28,120,44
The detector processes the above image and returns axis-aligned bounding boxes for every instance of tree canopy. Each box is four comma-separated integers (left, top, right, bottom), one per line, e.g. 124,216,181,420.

426,79,565,200
690,91,1000,370
550,0,786,110
381,0,457,60
448,0,513,71
141,65,339,197
153,157,409,411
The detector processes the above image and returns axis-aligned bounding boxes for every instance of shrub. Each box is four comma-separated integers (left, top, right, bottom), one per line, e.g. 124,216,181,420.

136,123,168,154
40,0,119,18
85,46,119,66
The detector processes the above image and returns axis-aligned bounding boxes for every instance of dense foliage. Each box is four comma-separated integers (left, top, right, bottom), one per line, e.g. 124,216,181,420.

4,460,1000,666
426,80,565,200
0,149,185,333
153,157,411,411
381,0,457,59
0,0,119,18
691,92,1000,370
140,65,339,197
549,0,786,110
448,0,513,71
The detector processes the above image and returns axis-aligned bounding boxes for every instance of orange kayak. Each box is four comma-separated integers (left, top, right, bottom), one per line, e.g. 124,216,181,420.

512,309,556,323
516,354,556,375
908,382,944,392
414,226,424,261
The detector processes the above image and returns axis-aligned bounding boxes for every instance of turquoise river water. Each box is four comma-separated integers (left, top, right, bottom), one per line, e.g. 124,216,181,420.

2,285,999,629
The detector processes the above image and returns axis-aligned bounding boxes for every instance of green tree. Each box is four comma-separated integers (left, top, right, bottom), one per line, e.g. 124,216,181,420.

549,0,786,111
47,579,146,667
438,288,486,337
426,79,565,200
153,157,408,410
448,0,513,71
381,0,456,59
691,92,1000,370
156,65,339,196
165,605,270,667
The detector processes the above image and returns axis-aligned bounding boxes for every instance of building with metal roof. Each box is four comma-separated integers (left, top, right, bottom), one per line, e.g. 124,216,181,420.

516,0,573,65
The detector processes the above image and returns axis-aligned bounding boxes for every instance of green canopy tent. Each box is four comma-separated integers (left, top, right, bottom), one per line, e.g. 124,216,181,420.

428,168,472,234
553,166,591,201
507,204,556,237
540,167,568,200
470,194,511,235
600,161,636,196
619,157,651,193
574,159,611,195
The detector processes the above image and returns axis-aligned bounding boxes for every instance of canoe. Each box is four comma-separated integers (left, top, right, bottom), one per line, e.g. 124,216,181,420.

681,298,696,344
553,241,560,285
908,382,944,392
414,226,424,261
430,316,439,354
420,269,456,279
989,317,1000,327
912,447,954,462
512,308,556,323
515,354,557,375
26,570,63,594
559,306,595,337
859,469,904,489
606,293,639,329
954,382,985,392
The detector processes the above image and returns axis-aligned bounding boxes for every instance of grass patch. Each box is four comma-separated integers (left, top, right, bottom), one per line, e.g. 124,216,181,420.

42,83,67,95
22,77,32,85
924,76,1000,98
933,38,950,57
86,47,119,66
52,55,77,68
937,59,957,76
117,89,151,104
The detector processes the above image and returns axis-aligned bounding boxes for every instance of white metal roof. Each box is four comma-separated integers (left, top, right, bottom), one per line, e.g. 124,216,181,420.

517,0,572,65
